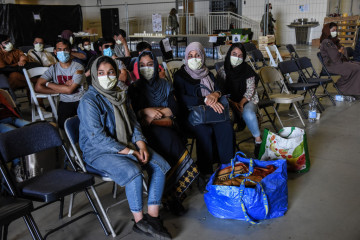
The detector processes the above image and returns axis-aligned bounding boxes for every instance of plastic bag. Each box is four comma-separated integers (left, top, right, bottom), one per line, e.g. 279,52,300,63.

259,127,310,173
204,152,288,223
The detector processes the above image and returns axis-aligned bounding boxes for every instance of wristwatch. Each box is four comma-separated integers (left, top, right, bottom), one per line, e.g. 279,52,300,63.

45,82,50,87
215,90,222,97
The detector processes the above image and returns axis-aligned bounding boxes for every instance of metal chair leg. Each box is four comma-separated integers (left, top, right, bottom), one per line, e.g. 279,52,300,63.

68,193,74,217
272,106,284,129
293,104,306,126
83,188,109,236
89,186,117,237
59,197,64,219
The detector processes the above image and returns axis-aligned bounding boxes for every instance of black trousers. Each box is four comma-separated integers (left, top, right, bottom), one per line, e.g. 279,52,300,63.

57,101,79,129
186,120,234,174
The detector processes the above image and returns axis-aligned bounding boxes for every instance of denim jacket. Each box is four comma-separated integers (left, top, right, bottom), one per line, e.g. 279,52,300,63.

78,86,147,162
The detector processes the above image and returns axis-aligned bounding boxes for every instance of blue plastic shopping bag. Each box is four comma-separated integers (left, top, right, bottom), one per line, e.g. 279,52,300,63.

204,152,288,223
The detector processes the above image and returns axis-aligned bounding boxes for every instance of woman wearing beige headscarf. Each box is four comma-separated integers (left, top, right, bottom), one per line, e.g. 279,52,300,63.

78,56,172,239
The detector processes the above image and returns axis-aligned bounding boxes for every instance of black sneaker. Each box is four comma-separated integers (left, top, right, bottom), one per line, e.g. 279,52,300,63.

133,218,152,237
254,143,261,159
145,214,172,240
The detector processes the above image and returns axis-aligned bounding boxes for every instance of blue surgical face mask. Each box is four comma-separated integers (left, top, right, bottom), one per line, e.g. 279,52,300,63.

103,47,113,57
57,51,70,63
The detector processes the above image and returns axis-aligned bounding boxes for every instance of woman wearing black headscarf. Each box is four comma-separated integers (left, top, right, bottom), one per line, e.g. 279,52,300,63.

128,51,199,216
217,43,262,157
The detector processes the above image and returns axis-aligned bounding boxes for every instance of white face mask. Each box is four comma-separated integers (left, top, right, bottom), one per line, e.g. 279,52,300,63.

140,67,154,80
98,75,117,90
69,36,74,45
84,45,91,51
330,31,337,38
116,40,122,45
187,58,202,70
230,56,243,67
4,42,13,52
34,43,44,52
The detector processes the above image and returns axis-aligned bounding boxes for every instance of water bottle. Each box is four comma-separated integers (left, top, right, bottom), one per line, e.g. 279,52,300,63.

308,96,317,122
344,96,356,102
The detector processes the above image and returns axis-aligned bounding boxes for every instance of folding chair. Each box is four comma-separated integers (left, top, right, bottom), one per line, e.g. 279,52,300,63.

316,52,342,94
247,49,268,71
265,45,284,67
0,122,109,239
286,44,300,59
259,66,306,126
162,60,184,82
64,116,148,238
0,197,42,240
22,67,58,122
278,59,324,115
296,57,336,106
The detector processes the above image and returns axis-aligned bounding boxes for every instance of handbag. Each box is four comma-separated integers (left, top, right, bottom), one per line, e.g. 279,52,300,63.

150,117,173,127
204,152,288,223
258,127,310,173
188,84,230,126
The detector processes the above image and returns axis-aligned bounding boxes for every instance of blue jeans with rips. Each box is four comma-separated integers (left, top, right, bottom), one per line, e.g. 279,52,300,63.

242,101,260,138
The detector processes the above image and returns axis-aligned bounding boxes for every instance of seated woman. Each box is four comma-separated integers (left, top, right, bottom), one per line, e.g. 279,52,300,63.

128,51,199,215
173,42,234,191
217,43,262,158
78,56,172,239
320,22,360,95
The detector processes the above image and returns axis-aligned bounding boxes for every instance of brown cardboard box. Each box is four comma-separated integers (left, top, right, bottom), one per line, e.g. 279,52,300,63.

258,35,275,44
312,38,320,47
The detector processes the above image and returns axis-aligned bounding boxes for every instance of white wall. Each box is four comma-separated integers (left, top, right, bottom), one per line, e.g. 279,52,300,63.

242,0,329,45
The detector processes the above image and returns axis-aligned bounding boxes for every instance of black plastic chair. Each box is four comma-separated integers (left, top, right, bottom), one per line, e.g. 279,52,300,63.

316,52,342,94
248,49,268,70
243,42,257,53
0,197,41,240
296,57,335,106
0,122,109,239
286,44,300,59
278,60,323,116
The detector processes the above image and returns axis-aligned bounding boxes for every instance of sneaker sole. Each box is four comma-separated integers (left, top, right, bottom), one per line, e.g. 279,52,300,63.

135,222,171,240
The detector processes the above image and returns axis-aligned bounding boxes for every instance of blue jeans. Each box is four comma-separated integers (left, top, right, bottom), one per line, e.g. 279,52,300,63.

0,117,30,165
88,147,166,212
242,101,260,138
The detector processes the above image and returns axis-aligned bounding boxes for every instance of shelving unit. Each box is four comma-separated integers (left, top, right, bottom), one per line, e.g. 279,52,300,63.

324,15,359,48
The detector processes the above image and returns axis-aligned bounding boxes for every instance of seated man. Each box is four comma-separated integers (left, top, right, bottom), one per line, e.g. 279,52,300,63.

60,30,86,65
0,90,30,182
85,37,128,89
129,41,166,81
27,36,57,67
113,29,131,58
35,38,85,129
0,34,29,90
79,38,97,67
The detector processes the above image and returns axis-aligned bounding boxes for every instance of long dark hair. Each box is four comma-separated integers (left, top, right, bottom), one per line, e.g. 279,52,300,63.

320,22,340,48
96,56,117,73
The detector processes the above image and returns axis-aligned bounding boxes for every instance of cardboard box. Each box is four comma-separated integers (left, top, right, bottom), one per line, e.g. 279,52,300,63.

258,35,275,44
312,38,320,47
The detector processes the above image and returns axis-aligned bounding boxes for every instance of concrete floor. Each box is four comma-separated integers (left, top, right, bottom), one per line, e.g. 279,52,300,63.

7,45,360,240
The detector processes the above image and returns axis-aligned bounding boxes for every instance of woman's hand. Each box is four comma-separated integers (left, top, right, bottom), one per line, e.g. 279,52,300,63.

205,92,220,106
210,102,224,114
159,107,173,117
238,98,248,113
136,141,149,165
142,108,163,120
